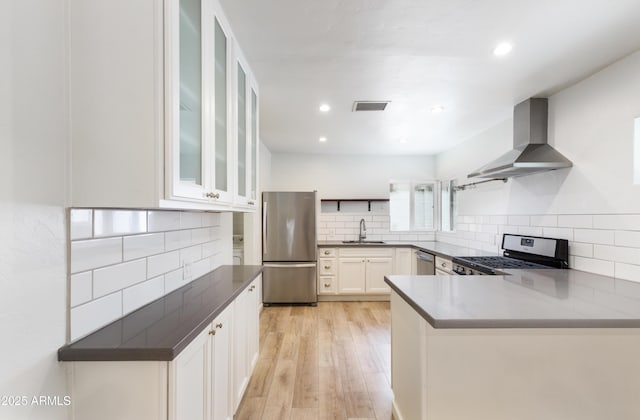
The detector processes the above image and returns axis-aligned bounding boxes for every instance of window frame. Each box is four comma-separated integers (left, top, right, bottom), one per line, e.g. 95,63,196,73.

389,180,438,232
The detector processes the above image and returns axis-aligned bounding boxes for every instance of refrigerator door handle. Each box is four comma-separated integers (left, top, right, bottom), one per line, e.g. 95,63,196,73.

262,201,268,254
263,263,317,268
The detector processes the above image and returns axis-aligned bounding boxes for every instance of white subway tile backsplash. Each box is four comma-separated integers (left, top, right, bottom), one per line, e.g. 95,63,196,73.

569,242,593,258
480,224,498,234
517,226,543,236
70,209,93,240
123,276,165,314
123,233,165,261
558,215,593,229
147,250,180,279
202,241,221,259
483,215,508,225
94,209,147,237
70,271,93,307
615,231,640,248
572,257,614,277
180,212,203,229
541,227,573,241
93,259,147,298
594,245,640,265
69,208,228,343
180,245,202,265
165,230,192,251
70,292,122,341
573,229,614,245
191,227,212,245
435,212,640,280
594,215,640,231
148,211,180,232
192,258,211,279
164,268,187,293
508,215,529,226
530,215,557,227
71,237,122,273
615,263,640,283
202,212,221,227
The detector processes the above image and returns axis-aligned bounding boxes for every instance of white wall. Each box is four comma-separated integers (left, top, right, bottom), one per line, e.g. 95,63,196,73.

270,153,436,198
435,50,640,279
0,1,70,419
438,50,640,215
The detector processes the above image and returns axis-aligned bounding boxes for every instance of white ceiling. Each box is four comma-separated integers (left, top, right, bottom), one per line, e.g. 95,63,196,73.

219,0,640,156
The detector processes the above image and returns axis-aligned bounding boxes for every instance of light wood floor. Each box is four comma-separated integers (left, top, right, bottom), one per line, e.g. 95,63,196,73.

235,301,393,420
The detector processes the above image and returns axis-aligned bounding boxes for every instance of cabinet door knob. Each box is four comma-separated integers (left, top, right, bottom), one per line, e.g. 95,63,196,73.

324,250,330,255
248,201,255,205
215,323,223,329
324,265,331,269
324,283,331,287
209,330,216,336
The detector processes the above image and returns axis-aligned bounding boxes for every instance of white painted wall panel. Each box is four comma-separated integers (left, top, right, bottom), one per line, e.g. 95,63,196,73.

270,153,436,198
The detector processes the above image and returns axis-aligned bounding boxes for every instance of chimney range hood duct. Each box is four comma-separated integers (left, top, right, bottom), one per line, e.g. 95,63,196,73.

468,98,572,179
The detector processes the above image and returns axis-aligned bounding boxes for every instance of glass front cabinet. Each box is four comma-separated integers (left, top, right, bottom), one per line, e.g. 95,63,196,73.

234,49,259,209
166,0,257,211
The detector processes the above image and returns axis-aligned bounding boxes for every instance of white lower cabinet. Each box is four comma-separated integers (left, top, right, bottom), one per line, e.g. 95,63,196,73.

233,276,261,411
335,248,394,295
171,305,232,420
171,326,210,420
394,248,414,275
68,280,259,420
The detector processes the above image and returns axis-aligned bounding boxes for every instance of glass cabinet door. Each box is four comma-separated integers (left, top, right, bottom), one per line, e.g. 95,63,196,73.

177,0,205,196
250,88,258,203
211,16,232,202
236,62,247,200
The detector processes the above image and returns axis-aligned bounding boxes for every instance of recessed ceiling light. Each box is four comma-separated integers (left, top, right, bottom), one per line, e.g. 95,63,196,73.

431,106,445,114
493,42,512,56
319,137,327,142
319,104,331,112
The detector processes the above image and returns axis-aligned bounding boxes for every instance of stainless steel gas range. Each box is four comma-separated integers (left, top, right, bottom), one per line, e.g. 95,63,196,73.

452,234,569,275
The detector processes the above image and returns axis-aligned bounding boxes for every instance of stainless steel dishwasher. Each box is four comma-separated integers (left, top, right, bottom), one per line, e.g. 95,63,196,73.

416,251,435,275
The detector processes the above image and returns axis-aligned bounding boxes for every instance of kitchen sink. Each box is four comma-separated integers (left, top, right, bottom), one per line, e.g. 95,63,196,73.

341,240,385,244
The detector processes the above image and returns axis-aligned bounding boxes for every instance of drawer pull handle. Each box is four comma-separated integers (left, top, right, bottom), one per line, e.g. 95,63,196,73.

209,330,216,336
324,251,330,255
324,265,331,269
324,283,331,287
215,323,223,329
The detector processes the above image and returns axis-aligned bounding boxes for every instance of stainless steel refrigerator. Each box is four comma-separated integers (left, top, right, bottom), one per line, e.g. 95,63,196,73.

262,191,317,305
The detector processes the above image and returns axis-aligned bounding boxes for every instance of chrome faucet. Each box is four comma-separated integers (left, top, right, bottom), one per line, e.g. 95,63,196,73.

359,218,367,241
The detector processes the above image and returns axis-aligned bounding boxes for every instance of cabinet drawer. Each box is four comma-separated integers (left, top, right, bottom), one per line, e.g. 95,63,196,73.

338,247,393,258
318,276,336,294
319,258,337,275
319,248,336,257
435,256,452,272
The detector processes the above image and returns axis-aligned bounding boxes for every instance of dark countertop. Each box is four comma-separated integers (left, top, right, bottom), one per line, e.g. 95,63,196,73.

385,268,640,329
58,265,262,362
318,240,497,259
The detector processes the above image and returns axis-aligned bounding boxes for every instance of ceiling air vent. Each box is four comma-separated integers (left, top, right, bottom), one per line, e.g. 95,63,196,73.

352,101,390,112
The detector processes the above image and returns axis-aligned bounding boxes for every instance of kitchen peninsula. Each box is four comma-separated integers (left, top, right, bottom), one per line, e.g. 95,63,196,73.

385,269,640,420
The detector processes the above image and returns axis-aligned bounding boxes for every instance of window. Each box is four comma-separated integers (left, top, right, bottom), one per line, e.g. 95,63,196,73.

440,179,456,232
389,181,436,231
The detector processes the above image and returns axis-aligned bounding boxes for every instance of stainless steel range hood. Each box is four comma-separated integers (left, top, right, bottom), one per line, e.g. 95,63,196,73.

468,98,572,178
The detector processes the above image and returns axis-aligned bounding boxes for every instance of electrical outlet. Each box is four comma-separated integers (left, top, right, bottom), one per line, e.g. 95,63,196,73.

183,261,193,281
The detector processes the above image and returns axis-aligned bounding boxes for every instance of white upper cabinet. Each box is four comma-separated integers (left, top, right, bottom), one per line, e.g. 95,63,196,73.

69,0,258,211
233,50,259,209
